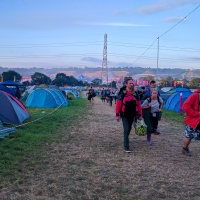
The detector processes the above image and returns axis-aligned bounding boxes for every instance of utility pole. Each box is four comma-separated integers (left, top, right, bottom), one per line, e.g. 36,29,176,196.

156,37,159,83
101,33,108,87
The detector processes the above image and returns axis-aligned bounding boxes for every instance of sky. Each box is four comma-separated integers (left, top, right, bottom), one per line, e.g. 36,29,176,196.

0,0,200,70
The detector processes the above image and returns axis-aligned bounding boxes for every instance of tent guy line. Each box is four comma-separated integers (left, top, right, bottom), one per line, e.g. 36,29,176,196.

0,102,64,132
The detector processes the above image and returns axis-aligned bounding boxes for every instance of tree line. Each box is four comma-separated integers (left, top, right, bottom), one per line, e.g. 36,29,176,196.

1,70,86,87
1,70,200,88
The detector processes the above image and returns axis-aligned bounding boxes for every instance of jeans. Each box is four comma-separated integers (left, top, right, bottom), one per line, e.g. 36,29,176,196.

122,116,135,148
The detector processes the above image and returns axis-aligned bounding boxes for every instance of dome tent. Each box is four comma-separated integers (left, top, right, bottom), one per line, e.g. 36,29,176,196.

65,90,80,98
20,85,37,101
168,87,191,94
164,91,193,112
0,84,16,97
37,84,49,88
26,88,68,108
0,91,29,124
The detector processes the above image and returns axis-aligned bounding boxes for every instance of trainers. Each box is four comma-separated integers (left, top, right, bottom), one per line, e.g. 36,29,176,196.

153,130,160,135
182,147,192,156
124,148,132,153
146,140,152,146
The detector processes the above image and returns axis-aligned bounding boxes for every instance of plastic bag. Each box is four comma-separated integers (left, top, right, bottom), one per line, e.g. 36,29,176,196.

135,120,147,136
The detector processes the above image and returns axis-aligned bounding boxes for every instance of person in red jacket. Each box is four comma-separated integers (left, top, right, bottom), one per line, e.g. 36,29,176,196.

115,78,142,153
182,87,200,156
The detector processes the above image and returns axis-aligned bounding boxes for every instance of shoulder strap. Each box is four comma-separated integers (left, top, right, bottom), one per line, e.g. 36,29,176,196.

147,97,151,102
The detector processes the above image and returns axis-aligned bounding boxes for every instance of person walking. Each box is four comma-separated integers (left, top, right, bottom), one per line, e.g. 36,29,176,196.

182,86,200,156
101,88,106,104
142,89,163,145
115,78,142,153
87,87,95,105
142,80,160,102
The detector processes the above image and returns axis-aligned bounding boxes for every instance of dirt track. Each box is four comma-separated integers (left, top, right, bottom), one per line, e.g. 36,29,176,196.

1,95,200,200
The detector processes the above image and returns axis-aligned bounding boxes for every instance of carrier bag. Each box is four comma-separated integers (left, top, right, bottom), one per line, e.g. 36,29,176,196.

135,120,147,136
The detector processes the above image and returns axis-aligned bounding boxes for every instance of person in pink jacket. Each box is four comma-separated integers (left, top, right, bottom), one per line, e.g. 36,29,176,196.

115,78,142,153
182,87,200,156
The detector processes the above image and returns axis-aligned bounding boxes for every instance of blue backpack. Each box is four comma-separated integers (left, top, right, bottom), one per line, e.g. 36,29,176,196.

105,89,110,96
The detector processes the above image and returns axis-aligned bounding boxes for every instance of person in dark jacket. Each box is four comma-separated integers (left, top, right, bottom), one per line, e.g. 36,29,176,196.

115,78,142,153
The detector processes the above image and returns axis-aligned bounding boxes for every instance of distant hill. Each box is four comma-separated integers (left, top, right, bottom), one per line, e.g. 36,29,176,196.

0,66,199,80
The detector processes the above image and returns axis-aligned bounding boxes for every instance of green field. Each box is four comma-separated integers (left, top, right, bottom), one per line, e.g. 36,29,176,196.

0,93,87,183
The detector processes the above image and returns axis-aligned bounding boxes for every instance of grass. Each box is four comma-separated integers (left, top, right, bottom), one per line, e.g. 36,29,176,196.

1,94,198,199
0,93,87,184
162,108,185,124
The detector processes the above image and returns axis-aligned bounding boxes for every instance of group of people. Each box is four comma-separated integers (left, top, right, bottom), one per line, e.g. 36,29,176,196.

86,87,119,106
115,78,200,156
100,88,119,106
115,79,162,152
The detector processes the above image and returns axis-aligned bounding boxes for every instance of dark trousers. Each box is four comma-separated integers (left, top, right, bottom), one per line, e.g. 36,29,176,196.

150,113,159,131
122,116,135,148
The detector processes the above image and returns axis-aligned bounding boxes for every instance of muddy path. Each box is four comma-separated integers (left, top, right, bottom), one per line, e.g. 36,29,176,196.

1,95,200,200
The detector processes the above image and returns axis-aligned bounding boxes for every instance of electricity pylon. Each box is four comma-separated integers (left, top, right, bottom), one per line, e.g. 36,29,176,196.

101,33,108,87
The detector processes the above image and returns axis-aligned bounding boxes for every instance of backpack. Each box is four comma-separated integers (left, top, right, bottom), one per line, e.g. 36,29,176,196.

105,89,110,96
118,89,139,117
92,90,96,97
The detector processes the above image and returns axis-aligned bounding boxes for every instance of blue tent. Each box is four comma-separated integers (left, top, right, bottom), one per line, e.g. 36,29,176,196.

164,91,193,112
1,80,25,98
26,88,68,108
168,87,191,94
0,84,16,97
1,80,25,86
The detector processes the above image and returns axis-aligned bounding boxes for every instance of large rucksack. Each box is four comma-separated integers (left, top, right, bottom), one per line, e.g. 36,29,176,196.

105,89,110,96
92,90,96,97
117,89,139,118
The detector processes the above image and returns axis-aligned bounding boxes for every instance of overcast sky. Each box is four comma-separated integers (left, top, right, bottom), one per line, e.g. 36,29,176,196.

0,0,200,69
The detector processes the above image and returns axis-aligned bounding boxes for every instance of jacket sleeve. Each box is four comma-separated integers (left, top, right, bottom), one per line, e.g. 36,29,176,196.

115,99,122,116
183,94,200,117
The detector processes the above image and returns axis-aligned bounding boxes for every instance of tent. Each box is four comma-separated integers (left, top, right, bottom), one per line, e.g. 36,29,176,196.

26,88,68,108
164,91,193,112
168,87,191,94
0,91,30,124
1,80,25,86
1,80,26,98
37,84,49,88
20,85,37,101
49,85,59,89
65,90,80,98
0,84,16,97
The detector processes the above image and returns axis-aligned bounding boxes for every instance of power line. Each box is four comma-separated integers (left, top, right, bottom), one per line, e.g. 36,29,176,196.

130,4,200,66
1,53,199,64
159,5,200,38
